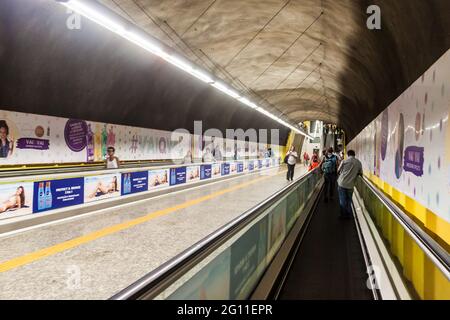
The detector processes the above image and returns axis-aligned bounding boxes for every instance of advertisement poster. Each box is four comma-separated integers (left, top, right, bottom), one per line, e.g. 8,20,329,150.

168,249,231,300
237,162,244,173
0,110,192,165
200,164,212,180
0,182,34,220
230,162,237,174
121,171,148,195
33,177,84,213
258,160,263,169
267,199,287,262
148,169,169,189
248,160,254,171
221,163,230,176
349,49,450,226
170,167,187,185
229,218,267,300
84,173,121,203
286,191,300,231
186,166,200,183
212,163,221,178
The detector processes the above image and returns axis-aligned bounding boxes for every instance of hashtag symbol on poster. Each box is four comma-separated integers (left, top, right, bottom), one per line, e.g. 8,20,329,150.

130,134,138,153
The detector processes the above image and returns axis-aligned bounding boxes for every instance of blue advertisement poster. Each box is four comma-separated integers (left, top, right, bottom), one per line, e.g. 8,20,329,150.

258,160,263,169
221,162,230,175
170,167,187,185
200,164,212,180
248,161,254,171
121,171,148,195
33,177,84,213
237,162,244,173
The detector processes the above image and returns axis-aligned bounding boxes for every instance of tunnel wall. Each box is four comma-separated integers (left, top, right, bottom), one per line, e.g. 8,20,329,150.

0,0,290,145
0,109,281,165
348,49,450,246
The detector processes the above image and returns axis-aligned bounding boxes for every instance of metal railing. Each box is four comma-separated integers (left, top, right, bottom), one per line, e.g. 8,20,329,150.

359,176,450,281
110,168,321,300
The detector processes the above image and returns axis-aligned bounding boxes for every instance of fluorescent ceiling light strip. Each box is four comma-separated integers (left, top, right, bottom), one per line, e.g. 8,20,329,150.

238,97,257,109
211,82,240,99
63,0,125,35
59,0,312,138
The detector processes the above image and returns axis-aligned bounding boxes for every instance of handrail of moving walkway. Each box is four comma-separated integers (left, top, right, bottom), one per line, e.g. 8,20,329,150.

360,176,450,281
110,168,320,300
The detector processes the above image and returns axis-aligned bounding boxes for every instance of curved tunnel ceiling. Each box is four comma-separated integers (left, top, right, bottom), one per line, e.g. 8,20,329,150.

100,0,450,140
0,0,290,144
0,0,449,143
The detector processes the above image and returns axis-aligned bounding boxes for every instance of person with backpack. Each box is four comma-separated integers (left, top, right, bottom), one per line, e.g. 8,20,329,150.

320,147,339,202
285,146,298,181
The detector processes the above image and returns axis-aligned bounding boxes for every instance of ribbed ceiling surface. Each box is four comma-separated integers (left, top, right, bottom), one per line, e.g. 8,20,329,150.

100,0,450,139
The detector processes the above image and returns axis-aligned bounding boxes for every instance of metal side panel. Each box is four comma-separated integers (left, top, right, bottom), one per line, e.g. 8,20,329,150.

352,188,412,300
250,178,324,300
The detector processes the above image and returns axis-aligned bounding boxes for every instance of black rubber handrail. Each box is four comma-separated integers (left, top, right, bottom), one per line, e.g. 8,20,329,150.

110,168,319,300
360,176,450,280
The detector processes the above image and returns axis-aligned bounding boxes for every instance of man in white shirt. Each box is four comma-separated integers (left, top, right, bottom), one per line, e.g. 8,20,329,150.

337,149,363,218
285,146,298,181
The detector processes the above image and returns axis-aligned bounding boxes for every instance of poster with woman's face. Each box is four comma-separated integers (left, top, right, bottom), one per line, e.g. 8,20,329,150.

0,116,21,160
148,169,169,189
0,182,33,220
84,173,121,203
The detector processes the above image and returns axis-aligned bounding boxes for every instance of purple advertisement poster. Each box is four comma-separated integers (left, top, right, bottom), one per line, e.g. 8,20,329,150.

403,146,424,176
16,138,50,150
65,119,88,152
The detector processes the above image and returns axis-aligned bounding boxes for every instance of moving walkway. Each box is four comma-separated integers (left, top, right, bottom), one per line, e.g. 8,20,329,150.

111,169,450,300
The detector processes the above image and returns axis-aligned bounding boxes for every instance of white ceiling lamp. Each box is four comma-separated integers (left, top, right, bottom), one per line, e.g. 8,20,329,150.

56,0,312,139
211,82,241,99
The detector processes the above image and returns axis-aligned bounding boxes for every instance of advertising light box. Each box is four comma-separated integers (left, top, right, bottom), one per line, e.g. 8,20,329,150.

33,177,84,213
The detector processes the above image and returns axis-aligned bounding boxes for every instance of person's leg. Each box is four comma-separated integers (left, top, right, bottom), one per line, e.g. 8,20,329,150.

329,173,336,200
286,165,291,180
345,188,354,217
290,165,295,180
324,174,330,201
338,186,346,216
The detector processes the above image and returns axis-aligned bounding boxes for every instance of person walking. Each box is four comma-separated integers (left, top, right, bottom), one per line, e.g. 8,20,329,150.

320,147,338,202
308,154,319,171
285,146,298,181
303,151,310,167
337,150,363,218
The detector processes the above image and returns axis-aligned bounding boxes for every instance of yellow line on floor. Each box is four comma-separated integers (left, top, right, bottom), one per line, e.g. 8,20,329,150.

0,170,285,273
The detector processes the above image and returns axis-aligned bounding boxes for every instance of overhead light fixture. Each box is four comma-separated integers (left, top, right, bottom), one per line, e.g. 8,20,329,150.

56,0,313,139
211,82,240,99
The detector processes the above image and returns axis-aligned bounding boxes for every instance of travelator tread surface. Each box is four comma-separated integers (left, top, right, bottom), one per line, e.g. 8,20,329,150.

278,189,373,300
